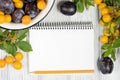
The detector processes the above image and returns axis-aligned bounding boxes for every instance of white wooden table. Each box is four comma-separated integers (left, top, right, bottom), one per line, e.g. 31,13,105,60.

0,0,120,80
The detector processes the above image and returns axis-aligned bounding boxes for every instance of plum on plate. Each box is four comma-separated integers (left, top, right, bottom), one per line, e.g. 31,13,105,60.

25,2,40,18
12,9,25,23
24,0,36,3
98,57,114,74
0,0,14,14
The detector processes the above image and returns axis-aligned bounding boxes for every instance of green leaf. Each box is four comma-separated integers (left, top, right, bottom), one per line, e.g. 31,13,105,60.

76,0,84,13
105,0,113,6
85,3,89,9
18,41,32,52
0,44,3,49
101,44,111,50
102,47,113,57
3,41,17,56
3,41,8,49
3,30,9,36
113,38,120,48
85,0,94,6
0,36,5,41
110,27,115,34
74,0,79,4
18,29,28,40
116,16,120,24
117,0,120,4
11,30,16,37
18,34,27,41
111,48,116,61
0,29,2,36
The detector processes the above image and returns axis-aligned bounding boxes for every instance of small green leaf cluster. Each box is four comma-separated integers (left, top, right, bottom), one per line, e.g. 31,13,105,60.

0,29,32,56
74,0,94,13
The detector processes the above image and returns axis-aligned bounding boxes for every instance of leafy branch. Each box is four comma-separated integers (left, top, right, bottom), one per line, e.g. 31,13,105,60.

74,0,94,13
99,0,120,61
0,29,32,56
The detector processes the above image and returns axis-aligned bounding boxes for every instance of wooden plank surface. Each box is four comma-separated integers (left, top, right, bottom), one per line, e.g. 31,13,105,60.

0,0,120,80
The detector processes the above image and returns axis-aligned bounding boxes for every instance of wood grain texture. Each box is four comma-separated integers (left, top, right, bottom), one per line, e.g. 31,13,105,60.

0,0,120,80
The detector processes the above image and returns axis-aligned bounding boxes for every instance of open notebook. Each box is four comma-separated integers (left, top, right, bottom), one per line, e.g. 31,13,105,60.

29,22,94,74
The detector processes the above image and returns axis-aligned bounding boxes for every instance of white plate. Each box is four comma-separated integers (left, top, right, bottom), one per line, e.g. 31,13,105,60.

0,0,55,30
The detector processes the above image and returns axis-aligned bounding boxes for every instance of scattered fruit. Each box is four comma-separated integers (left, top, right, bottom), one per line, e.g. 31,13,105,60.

13,61,22,70
0,59,6,68
60,1,76,16
0,52,24,70
22,15,31,25
5,56,14,64
15,52,23,61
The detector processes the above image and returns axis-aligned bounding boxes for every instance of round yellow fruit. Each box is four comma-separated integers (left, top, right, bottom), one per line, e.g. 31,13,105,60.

5,56,15,64
102,14,112,23
14,0,24,8
98,3,107,10
13,0,20,3
104,29,111,36
0,11,4,15
15,52,23,61
101,8,109,15
94,0,102,4
22,15,31,25
100,35,108,44
0,15,5,24
111,22,116,27
37,0,46,10
5,14,12,23
99,19,105,26
13,61,22,70
0,59,6,68
114,30,119,37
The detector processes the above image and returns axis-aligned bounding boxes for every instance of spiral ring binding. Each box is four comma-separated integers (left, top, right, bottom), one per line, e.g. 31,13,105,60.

30,22,93,30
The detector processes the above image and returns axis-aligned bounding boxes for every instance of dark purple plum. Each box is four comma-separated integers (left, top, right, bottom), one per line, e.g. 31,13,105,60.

60,1,76,16
0,0,14,14
24,0,36,3
12,9,25,23
25,2,40,18
98,57,114,74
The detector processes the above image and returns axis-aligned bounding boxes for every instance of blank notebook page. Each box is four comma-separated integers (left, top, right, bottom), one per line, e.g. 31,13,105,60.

29,25,94,74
